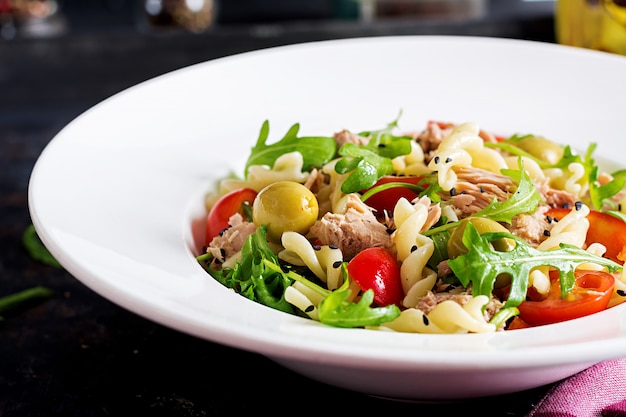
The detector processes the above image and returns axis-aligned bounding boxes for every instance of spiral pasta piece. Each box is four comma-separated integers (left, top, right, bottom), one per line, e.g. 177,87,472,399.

220,152,310,194
279,231,344,289
392,198,437,307
392,141,430,176
539,203,589,250
428,122,507,191
381,295,495,334
285,284,320,320
504,155,546,182
563,162,587,197
530,204,591,295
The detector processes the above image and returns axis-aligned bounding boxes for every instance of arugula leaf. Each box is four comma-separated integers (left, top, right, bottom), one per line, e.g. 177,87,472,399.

244,120,337,177
22,224,62,268
335,143,395,193
487,138,625,211
200,226,295,314
416,173,444,203
489,306,519,329
423,161,541,237
318,266,401,328
584,143,626,210
448,222,622,309
427,230,450,272
264,260,401,328
0,286,53,319
473,159,543,224
334,115,413,194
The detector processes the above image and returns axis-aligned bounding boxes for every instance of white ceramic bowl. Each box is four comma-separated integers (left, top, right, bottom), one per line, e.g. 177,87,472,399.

28,36,626,401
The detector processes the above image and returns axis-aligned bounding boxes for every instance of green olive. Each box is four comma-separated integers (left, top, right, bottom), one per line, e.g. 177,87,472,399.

516,136,564,165
447,217,516,259
252,181,319,242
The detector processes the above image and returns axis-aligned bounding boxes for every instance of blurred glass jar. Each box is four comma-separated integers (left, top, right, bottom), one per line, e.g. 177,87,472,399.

138,0,216,33
556,0,626,55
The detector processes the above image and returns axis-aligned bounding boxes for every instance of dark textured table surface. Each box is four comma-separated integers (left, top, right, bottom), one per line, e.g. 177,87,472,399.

1,2,562,416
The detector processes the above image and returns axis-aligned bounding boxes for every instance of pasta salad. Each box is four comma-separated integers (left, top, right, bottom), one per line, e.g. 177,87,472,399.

197,116,626,333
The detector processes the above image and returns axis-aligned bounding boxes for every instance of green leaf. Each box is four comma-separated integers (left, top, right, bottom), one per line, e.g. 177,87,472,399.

265,260,401,328
22,224,62,268
473,159,543,224
334,114,412,194
585,143,626,210
590,175,626,211
448,223,622,309
200,226,295,314
336,149,388,194
318,271,401,328
244,120,337,177
426,230,450,271
0,286,53,318
489,306,519,329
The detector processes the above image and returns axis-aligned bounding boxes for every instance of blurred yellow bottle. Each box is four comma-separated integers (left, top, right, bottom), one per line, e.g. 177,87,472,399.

556,0,626,55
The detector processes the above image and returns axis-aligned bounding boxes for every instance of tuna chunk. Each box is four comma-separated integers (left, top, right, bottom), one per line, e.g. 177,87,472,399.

309,193,393,260
207,213,256,267
416,289,504,323
334,129,369,149
441,166,516,218
507,205,551,247
412,122,452,163
534,179,578,209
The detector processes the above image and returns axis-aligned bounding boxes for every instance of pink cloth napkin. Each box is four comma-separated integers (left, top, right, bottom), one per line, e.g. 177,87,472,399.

527,358,626,417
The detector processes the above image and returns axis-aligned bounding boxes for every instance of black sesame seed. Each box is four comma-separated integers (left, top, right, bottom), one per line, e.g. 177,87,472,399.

450,187,457,196
422,315,429,326
329,244,339,250
305,305,315,313
543,230,551,237
575,201,583,211
546,215,553,223
313,245,321,251
563,202,571,209
434,156,440,164
618,290,626,297
332,261,342,269
378,143,387,148
410,245,418,253
479,186,485,193
445,157,452,163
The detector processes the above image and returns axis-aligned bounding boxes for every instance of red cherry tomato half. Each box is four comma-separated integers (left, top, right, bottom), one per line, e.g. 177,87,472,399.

546,207,626,264
361,176,422,215
205,188,257,245
517,269,615,326
346,247,404,307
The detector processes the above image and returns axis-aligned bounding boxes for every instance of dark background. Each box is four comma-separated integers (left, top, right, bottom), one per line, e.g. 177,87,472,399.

1,1,560,416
